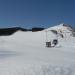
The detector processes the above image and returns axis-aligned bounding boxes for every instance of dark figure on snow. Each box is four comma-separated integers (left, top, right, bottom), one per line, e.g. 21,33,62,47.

52,39,58,46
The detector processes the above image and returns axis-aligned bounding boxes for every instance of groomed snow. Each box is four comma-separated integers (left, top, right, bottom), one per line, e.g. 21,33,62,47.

0,24,75,75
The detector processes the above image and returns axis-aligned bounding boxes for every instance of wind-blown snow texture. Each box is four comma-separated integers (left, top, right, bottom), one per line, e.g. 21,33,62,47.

0,24,75,75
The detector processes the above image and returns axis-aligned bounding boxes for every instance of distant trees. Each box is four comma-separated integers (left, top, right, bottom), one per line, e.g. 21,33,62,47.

32,27,44,32
0,27,27,36
0,27,45,36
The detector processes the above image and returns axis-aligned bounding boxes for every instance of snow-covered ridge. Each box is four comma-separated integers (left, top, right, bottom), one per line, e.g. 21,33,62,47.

46,23,74,33
46,23,74,31
0,24,75,75
45,23,75,38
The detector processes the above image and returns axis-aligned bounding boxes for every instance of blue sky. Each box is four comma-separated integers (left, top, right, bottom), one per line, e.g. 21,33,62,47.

0,0,75,28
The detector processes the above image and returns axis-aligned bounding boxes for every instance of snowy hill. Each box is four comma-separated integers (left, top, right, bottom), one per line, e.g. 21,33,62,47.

46,23,75,37
0,24,75,75
45,23,75,48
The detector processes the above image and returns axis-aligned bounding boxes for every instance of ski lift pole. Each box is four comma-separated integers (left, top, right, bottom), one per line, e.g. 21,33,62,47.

45,30,52,47
45,30,48,47
45,30,48,42
45,30,51,47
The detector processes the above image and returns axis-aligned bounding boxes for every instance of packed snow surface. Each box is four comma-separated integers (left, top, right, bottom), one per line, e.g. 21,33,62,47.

0,24,75,75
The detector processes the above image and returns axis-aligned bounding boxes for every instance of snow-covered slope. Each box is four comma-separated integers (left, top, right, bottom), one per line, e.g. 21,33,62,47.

45,23,75,47
47,23,73,32
0,24,75,75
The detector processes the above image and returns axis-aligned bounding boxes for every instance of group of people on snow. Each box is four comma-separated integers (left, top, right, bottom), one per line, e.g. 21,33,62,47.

46,39,58,47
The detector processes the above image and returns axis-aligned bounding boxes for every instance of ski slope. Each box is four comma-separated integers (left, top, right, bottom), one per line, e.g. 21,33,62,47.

0,24,75,75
